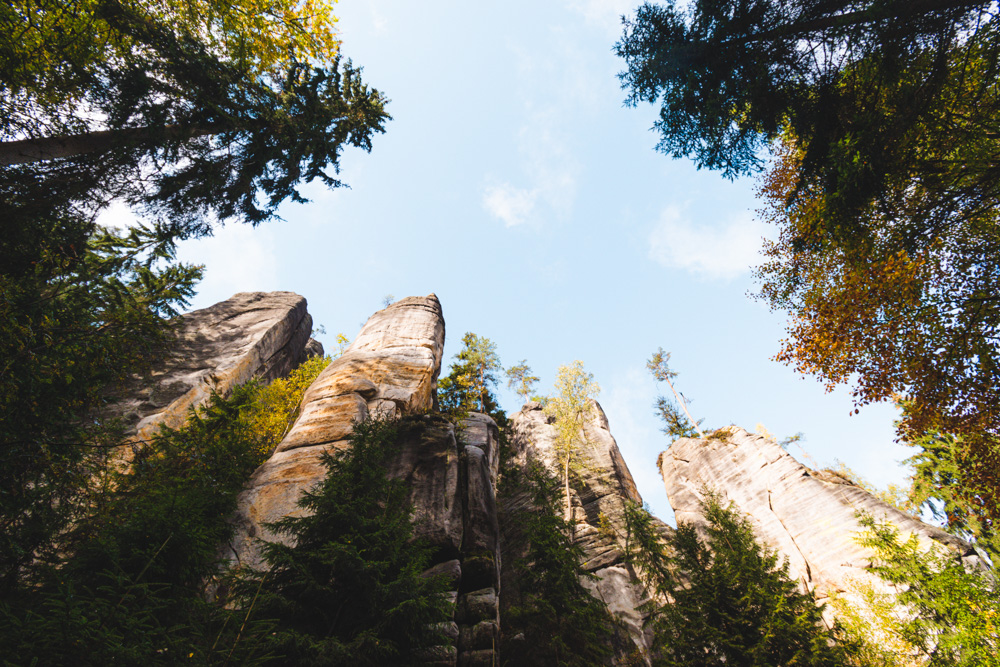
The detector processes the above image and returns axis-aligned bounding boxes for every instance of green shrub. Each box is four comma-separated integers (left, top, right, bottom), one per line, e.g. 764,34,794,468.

838,514,1000,667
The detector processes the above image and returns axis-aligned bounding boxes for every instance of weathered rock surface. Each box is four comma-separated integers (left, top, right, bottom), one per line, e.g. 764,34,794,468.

112,291,319,444
509,400,668,663
228,295,446,566
659,427,978,610
228,295,502,667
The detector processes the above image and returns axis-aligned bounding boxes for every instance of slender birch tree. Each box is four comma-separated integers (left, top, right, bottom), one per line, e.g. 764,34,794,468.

545,361,600,528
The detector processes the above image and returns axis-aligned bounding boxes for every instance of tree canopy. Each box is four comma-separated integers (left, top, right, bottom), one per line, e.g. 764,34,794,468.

1,0,387,235
618,0,1000,517
756,140,1000,515
0,0,386,603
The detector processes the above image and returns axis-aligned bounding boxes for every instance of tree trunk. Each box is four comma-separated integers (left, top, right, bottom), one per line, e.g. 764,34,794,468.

664,376,704,439
0,123,223,166
564,454,573,540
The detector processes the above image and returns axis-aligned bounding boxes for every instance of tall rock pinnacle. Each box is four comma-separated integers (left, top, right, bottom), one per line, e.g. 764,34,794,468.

228,294,446,568
227,294,502,666
111,291,318,446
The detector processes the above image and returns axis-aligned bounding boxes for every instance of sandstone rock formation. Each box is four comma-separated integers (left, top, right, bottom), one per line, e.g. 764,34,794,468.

659,427,977,611
112,291,319,445
509,400,669,663
228,295,503,667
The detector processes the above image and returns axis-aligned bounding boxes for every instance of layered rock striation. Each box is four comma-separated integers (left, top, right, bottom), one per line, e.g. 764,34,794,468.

228,295,503,667
659,427,977,609
112,291,319,445
509,400,669,663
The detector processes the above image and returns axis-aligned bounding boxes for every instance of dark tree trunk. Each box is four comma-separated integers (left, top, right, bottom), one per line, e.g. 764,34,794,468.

0,124,222,166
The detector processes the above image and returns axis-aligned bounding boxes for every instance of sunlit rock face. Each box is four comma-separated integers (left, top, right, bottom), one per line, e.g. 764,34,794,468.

227,295,502,667
659,427,978,612
228,294,446,566
112,291,318,445
508,400,670,665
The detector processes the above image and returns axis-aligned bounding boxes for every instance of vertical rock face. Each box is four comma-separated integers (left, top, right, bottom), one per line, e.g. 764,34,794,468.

509,400,668,663
112,291,319,444
229,295,446,566
659,427,977,609
228,294,503,667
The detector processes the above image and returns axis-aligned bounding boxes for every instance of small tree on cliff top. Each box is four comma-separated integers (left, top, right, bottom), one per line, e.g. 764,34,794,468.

648,348,704,440
544,361,600,528
438,333,502,416
506,359,540,406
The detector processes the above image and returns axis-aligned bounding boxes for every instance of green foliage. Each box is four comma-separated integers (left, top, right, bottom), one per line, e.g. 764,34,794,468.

906,430,1000,566
2,0,388,235
0,382,276,664
653,397,700,440
505,359,540,405
228,415,451,665
497,442,619,666
545,360,600,452
616,0,995,192
243,354,331,459
437,332,503,418
0,217,200,592
851,513,1000,666
619,493,854,666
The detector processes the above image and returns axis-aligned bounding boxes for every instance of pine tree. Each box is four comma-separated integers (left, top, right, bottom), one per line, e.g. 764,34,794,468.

0,382,283,664
505,360,540,406
848,513,1000,666
647,348,703,440
438,333,503,418
228,416,450,665
618,494,855,666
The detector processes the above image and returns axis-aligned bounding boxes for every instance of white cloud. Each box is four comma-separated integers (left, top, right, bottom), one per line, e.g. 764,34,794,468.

369,5,388,33
648,206,769,280
483,183,538,227
482,106,579,227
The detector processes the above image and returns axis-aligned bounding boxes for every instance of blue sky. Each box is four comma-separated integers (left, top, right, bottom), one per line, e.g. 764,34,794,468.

105,0,910,522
